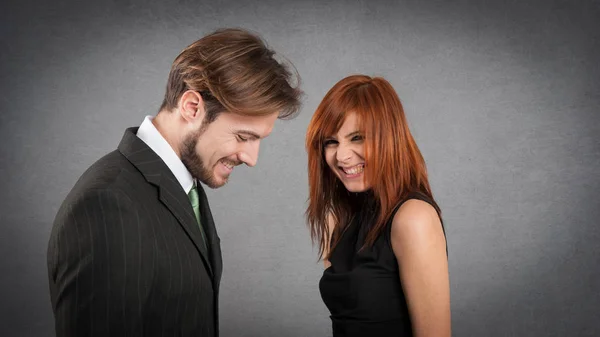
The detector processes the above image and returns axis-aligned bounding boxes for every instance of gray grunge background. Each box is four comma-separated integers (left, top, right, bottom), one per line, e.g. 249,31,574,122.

1,0,599,336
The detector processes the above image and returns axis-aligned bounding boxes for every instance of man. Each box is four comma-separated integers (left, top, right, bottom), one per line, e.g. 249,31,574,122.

47,28,302,337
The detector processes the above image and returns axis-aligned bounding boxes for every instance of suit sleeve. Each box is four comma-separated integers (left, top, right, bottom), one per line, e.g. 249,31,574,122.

47,188,144,337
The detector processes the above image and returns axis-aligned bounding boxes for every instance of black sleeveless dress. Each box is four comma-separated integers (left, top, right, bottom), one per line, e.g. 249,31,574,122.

319,193,445,337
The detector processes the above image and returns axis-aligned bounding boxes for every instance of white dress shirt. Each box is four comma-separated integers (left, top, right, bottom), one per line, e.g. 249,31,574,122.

136,115,195,194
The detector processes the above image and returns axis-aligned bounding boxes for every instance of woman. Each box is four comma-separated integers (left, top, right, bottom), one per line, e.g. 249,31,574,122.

305,75,450,336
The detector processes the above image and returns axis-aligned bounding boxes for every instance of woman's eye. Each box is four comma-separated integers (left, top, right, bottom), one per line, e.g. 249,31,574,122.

237,135,248,142
323,139,338,147
352,135,363,141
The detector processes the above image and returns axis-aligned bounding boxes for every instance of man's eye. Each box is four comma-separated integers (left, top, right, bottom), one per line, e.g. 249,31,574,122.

237,135,248,142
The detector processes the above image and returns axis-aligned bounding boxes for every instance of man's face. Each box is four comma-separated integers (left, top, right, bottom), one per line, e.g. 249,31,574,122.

181,111,278,189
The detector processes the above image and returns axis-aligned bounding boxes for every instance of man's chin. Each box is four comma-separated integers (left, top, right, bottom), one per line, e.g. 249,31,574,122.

200,175,228,189
205,182,227,189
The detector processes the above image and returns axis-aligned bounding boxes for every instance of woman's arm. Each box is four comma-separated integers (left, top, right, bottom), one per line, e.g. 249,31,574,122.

391,199,451,337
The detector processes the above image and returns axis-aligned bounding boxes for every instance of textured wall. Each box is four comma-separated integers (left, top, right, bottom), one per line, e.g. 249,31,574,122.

1,0,599,336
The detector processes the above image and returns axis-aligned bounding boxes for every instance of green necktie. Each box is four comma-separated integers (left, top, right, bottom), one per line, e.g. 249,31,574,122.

188,185,208,249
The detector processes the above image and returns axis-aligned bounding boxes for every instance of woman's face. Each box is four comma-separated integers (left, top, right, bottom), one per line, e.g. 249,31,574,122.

323,112,369,192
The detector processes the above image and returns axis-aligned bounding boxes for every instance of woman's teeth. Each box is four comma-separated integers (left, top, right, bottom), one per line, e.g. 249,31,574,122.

342,164,364,175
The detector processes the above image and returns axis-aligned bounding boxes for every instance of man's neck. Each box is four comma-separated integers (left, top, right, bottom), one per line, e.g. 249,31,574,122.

152,111,182,158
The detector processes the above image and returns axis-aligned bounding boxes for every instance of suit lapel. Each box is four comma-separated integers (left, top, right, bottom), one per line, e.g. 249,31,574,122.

117,127,214,278
196,183,223,290
157,176,213,277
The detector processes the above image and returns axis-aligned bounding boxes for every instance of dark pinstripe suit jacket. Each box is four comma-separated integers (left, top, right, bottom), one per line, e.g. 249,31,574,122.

47,127,223,337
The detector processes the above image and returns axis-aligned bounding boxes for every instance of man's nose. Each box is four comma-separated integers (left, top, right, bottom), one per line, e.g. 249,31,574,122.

238,141,260,167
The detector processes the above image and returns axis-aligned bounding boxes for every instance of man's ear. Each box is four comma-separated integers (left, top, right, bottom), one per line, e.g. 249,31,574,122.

178,90,205,123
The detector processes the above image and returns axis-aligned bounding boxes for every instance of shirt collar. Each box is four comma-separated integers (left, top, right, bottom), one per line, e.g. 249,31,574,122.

136,115,195,194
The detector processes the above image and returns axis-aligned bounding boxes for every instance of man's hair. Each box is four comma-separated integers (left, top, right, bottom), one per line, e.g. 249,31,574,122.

159,28,302,122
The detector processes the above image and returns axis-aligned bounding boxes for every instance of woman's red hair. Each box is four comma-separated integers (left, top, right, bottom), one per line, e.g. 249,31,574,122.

305,75,439,260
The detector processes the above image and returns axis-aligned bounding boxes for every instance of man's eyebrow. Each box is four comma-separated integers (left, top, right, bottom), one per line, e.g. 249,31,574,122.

235,129,261,139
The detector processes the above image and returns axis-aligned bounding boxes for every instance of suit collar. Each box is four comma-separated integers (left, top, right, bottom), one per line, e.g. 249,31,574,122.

117,127,220,282
136,115,194,194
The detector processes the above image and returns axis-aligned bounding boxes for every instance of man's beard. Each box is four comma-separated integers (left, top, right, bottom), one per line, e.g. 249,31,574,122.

180,127,227,189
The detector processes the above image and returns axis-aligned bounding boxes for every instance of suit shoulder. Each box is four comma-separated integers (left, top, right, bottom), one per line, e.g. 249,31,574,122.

59,150,142,208
81,149,142,186
83,150,136,184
